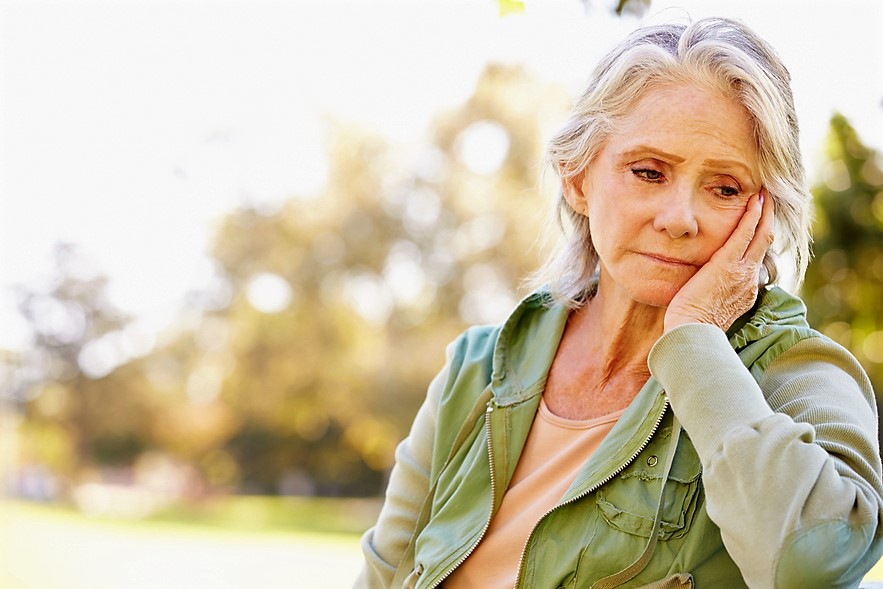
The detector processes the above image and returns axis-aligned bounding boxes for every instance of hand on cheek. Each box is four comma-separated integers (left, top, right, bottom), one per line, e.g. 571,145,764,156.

663,190,775,334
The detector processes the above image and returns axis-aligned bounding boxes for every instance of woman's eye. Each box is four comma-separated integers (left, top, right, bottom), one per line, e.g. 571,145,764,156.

632,168,663,182
716,185,740,198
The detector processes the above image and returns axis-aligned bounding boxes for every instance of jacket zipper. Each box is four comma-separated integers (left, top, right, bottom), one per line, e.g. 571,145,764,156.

427,402,498,588
512,395,670,588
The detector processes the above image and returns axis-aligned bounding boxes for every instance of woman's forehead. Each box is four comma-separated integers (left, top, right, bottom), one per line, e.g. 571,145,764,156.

602,83,759,166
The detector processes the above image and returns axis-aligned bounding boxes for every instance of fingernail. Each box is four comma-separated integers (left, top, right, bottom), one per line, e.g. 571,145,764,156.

759,190,765,206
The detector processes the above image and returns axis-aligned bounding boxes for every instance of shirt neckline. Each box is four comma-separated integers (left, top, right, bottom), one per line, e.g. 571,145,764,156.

538,397,626,430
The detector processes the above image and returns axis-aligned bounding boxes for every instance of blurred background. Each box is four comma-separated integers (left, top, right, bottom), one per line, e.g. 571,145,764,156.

1,0,881,587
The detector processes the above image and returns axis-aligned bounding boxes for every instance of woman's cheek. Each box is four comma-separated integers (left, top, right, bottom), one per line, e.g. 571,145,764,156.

704,199,748,237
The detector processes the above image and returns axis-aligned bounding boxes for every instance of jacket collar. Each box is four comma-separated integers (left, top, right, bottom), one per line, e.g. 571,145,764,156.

490,290,569,407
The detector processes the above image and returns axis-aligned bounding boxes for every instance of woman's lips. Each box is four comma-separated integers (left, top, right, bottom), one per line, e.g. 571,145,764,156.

639,252,698,267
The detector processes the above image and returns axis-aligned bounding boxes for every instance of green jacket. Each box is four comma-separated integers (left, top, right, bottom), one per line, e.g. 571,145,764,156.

357,287,883,588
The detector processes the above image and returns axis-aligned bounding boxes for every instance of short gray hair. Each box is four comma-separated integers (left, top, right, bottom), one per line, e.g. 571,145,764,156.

537,17,812,308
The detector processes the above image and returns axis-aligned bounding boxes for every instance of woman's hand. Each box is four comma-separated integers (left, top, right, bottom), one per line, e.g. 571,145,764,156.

664,191,775,333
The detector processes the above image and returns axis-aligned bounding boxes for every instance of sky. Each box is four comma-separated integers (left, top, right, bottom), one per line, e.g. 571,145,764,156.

1,0,881,352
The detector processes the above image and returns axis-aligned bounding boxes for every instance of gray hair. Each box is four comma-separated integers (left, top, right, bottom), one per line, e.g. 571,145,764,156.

537,17,812,308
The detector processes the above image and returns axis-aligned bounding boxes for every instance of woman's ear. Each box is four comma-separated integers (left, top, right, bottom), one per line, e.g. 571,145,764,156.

561,167,589,217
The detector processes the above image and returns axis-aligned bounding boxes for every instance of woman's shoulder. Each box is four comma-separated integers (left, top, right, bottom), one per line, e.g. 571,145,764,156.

761,333,876,408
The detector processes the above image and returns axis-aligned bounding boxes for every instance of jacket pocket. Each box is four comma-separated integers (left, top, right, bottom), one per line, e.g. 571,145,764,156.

595,426,702,540
636,572,694,588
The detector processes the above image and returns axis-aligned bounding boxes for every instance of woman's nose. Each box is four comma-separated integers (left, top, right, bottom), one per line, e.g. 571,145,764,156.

652,185,699,238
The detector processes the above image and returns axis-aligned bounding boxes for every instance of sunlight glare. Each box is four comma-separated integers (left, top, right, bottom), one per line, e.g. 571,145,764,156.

455,120,511,176
245,273,294,314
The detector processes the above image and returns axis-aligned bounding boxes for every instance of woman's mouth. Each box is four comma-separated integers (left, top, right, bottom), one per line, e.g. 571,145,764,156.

639,252,698,267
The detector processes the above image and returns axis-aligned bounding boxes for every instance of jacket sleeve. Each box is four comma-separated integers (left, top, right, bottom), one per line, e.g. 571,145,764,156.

648,323,883,589
353,353,449,588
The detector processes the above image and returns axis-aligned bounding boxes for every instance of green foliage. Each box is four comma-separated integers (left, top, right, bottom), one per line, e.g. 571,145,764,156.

803,114,883,422
614,0,651,16
498,0,525,16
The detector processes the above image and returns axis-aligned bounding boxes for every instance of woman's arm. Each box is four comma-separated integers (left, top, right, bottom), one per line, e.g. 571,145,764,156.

649,324,883,588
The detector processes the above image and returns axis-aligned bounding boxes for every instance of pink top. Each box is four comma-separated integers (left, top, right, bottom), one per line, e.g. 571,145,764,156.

445,399,624,588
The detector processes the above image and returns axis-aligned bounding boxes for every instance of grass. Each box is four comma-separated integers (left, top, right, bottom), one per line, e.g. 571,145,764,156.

145,494,382,535
0,497,376,589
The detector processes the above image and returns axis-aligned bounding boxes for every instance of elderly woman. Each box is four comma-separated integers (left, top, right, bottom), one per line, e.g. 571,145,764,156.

356,17,883,589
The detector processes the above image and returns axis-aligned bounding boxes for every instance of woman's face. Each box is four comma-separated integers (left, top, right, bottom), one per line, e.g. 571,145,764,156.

564,83,762,308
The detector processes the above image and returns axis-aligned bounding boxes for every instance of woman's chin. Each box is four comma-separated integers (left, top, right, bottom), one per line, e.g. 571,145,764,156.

598,263,694,310
624,279,683,309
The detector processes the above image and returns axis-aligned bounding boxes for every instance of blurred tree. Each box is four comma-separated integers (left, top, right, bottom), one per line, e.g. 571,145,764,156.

12,244,159,485
3,65,568,498
181,65,568,496
802,114,883,440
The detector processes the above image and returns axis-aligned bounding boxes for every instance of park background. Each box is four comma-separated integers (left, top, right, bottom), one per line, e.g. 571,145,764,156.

1,0,882,586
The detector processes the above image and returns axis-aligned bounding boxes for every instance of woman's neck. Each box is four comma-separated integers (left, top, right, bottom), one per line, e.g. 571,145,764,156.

542,277,665,420
577,277,666,374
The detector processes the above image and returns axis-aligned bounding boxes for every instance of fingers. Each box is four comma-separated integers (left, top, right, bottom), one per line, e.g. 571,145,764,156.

712,191,763,263
742,189,775,264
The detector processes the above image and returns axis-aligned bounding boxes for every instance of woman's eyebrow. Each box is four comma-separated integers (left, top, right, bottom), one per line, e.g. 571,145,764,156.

701,158,754,177
617,146,685,163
